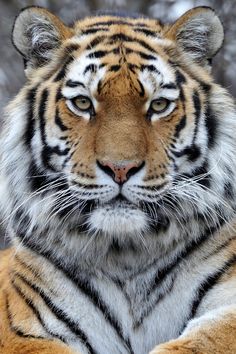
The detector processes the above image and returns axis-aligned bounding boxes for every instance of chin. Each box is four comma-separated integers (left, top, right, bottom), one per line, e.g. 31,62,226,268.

87,200,148,236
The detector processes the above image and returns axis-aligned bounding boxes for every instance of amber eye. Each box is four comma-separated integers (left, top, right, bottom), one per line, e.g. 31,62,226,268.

72,96,92,111
150,98,170,113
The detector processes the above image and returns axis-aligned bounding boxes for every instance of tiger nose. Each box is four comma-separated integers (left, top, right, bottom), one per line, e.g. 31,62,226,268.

97,161,145,184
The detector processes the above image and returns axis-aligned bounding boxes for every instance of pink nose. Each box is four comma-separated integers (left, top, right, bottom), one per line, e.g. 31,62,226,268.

98,161,145,184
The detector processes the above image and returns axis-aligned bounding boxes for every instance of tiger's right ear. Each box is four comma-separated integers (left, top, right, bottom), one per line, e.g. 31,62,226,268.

12,6,72,69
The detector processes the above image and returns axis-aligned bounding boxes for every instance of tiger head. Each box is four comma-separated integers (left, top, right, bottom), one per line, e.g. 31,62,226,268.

1,6,236,261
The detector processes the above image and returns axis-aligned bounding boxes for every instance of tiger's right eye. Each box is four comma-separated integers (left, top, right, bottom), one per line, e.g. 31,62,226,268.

72,96,92,111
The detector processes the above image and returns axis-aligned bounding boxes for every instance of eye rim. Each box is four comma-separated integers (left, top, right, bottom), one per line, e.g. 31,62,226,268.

71,95,93,112
149,97,171,114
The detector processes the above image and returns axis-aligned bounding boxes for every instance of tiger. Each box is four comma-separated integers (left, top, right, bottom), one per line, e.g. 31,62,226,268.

1,4,236,354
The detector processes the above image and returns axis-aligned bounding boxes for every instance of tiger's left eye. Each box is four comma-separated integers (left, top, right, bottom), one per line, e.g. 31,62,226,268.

72,96,92,111
150,98,170,113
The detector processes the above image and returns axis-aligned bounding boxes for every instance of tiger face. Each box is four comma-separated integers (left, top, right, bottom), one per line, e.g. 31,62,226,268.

3,6,235,253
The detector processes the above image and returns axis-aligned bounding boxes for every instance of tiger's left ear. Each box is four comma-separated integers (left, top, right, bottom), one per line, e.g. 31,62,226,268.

12,6,72,69
166,7,224,65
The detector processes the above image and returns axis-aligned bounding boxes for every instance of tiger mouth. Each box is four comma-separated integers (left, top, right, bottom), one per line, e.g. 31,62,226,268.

100,194,139,209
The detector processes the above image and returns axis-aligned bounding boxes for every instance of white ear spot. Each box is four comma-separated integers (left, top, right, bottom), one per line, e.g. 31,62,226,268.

167,7,224,64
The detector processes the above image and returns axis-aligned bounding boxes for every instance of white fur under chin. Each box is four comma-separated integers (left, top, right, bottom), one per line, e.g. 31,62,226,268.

87,202,148,236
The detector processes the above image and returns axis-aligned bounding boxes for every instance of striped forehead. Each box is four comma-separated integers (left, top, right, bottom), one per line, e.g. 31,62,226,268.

63,51,176,99
63,17,174,97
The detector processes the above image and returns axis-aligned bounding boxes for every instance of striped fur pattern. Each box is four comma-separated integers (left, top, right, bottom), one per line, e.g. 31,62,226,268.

0,5,236,354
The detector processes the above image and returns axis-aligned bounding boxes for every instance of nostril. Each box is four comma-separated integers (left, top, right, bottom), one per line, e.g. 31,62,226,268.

126,161,145,180
97,160,145,184
97,160,116,180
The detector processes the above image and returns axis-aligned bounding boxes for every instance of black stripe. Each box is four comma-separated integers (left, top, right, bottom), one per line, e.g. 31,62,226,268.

82,28,109,35
87,20,133,27
134,276,175,328
38,89,53,171
6,294,45,340
39,90,69,170
16,242,134,354
54,56,74,82
137,79,145,97
24,88,37,147
88,50,109,58
65,43,80,53
109,65,121,72
28,160,49,191
66,80,86,88
175,70,187,86
132,223,229,327
188,254,236,321
130,50,156,60
55,108,68,131
133,28,156,37
12,279,67,342
171,144,201,162
128,63,139,72
86,36,106,49
224,181,234,200
161,83,177,90
84,64,98,74
147,224,219,295
192,90,201,142
174,116,186,138
55,88,63,102
174,159,210,188
14,273,97,354
205,105,218,148
140,64,159,73
97,79,102,94
108,33,157,52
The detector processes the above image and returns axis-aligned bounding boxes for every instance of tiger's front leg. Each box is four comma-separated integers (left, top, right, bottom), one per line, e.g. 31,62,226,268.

1,337,79,354
150,305,236,354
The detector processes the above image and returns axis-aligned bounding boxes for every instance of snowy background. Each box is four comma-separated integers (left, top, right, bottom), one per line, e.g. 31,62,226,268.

0,0,236,248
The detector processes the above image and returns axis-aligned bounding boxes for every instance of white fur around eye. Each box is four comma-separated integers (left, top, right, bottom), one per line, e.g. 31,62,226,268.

66,100,91,121
149,101,176,122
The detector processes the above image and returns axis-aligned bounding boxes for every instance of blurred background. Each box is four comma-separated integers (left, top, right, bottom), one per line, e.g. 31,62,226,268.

0,0,236,248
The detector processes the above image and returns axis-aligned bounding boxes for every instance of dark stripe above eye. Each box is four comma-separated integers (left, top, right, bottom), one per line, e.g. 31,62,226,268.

161,83,177,90
66,80,86,88
140,64,159,73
